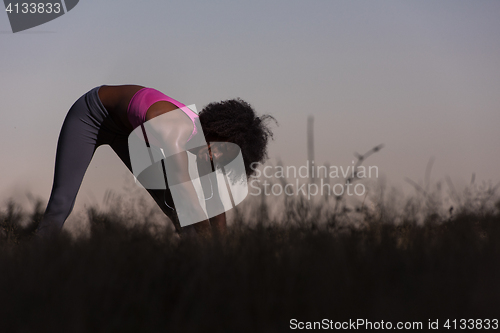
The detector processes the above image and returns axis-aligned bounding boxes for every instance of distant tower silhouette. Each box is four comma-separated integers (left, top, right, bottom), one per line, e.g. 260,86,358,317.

307,116,315,184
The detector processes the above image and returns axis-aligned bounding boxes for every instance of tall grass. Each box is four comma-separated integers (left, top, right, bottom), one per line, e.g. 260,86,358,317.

0,175,499,332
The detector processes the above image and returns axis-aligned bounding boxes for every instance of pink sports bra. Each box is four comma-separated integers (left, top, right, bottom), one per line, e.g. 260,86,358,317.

127,87,198,141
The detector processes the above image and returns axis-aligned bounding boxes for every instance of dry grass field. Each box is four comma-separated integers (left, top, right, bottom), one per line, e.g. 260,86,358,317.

0,178,499,332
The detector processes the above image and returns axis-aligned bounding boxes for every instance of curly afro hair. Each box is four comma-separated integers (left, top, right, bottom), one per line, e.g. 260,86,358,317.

198,98,277,178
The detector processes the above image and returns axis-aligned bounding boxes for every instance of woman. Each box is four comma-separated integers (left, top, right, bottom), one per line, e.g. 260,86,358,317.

35,85,276,238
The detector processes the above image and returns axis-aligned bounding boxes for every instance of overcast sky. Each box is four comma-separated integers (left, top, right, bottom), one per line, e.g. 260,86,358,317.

1,0,499,214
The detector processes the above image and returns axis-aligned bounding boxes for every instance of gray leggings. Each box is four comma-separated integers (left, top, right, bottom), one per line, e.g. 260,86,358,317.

36,86,181,236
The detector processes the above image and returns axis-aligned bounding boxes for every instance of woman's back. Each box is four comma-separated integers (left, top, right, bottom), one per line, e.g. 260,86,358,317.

98,85,182,133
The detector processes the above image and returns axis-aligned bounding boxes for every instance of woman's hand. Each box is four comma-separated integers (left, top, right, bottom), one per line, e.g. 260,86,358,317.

209,212,227,235
180,213,226,239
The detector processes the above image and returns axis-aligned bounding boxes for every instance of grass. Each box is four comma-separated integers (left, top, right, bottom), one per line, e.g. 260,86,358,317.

0,178,499,332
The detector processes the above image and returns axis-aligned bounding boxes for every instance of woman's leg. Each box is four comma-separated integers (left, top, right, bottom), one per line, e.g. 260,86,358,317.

36,93,102,237
108,137,194,234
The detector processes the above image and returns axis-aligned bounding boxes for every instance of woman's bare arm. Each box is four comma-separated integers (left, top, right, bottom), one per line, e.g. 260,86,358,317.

144,109,213,234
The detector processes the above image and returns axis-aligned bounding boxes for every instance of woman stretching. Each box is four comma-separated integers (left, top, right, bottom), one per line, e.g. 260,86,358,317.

35,85,275,237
